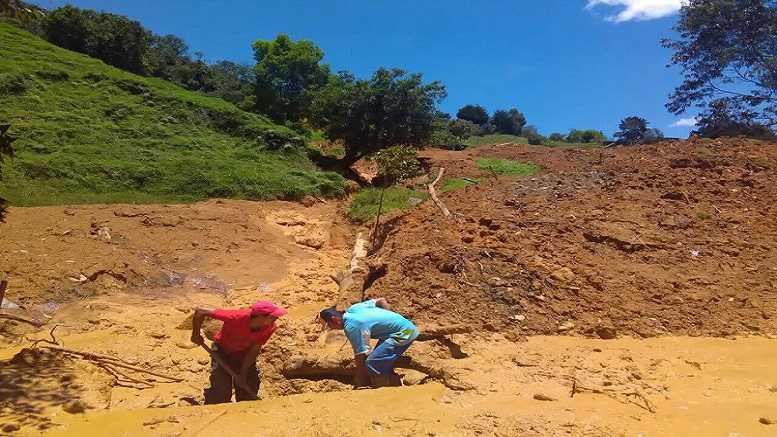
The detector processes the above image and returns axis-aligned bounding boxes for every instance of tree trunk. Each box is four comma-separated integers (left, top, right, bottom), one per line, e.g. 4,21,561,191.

371,187,387,251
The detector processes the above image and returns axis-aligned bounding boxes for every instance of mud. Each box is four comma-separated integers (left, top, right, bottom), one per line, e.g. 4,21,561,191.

0,138,776,436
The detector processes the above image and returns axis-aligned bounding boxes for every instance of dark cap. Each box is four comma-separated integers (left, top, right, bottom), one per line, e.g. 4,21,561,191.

319,306,344,323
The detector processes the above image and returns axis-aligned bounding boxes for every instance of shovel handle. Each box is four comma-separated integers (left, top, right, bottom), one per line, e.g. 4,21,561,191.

200,343,259,401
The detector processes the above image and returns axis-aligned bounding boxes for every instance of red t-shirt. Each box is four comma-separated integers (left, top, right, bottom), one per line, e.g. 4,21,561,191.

211,309,277,355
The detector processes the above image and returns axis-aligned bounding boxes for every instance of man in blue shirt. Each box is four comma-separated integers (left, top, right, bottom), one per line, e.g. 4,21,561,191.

320,298,419,388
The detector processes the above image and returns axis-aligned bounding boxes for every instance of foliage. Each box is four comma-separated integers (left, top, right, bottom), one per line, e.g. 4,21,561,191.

0,22,344,206
522,125,545,145
490,108,526,135
312,68,447,164
373,146,421,184
456,104,489,125
465,134,527,147
662,0,776,131
566,129,607,143
614,116,664,144
695,98,776,139
448,118,478,141
440,177,478,192
0,122,14,220
548,132,565,142
475,158,539,177
347,186,427,222
44,5,148,74
429,116,458,145
252,34,329,123
0,0,45,33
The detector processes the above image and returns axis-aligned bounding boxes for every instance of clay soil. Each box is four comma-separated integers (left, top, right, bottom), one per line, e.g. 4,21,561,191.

0,138,776,436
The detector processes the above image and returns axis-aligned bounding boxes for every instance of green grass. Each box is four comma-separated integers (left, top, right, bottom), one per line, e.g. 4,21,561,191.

348,187,428,222
0,22,345,206
696,212,712,220
465,134,527,147
464,134,602,149
440,177,479,193
475,158,539,177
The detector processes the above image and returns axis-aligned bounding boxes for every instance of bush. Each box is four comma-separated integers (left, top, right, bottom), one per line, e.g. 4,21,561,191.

548,133,565,142
456,104,489,125
448,119,478,141
490,108,526,135
566,129,606,143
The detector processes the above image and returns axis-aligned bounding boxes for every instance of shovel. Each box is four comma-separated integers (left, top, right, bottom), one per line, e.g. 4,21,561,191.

200,342,260,401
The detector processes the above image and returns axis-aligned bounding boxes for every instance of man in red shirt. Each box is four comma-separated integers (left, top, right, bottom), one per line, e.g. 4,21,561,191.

190,301,287,404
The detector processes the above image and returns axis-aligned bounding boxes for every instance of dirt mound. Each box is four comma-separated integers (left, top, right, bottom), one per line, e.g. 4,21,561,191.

367,139,777,337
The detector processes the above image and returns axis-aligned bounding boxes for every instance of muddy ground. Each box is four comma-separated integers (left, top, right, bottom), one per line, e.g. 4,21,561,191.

1,138,776,436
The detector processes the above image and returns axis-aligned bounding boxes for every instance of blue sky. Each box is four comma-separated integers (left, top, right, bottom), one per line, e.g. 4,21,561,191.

29,0,698,137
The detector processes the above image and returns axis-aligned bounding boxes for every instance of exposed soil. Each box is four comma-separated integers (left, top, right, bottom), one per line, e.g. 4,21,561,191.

373,138,777,338
1,139,776,436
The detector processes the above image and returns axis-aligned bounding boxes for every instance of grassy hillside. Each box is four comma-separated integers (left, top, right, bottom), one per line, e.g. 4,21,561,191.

0,22,344,205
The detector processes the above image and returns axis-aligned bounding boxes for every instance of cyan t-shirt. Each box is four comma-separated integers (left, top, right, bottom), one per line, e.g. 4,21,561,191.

343,300,419,355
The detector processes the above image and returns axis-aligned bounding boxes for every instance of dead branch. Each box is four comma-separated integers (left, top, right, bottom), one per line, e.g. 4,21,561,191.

39,346,184,382
333,232,368,310
0,280,6,307
26,324,61,348
0,313,45,327
428,168,451,218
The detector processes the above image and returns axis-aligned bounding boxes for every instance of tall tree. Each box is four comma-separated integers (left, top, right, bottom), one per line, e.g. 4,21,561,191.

252,34,329,123
490,108,526,135
311,68,446,166
662,0,776,132
456,104,489,125
614,116,650,145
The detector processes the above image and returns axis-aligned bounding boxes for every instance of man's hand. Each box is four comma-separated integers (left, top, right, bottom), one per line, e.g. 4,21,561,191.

191,332,205,346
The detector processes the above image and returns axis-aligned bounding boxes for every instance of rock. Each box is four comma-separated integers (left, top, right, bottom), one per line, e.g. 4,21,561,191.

558,321,575,332
295,234,326,249
595,325,618,340
197,357,210,366
148,331,169,340
62,400,89,414
533,393,556,401
300,196,316,207
760,417,776,425
551,267,575,283
2,423,20,433
512,314,526,322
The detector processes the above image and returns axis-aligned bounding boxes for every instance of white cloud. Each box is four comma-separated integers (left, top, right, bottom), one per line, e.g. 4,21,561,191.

586,0,684,22
670,117,699,128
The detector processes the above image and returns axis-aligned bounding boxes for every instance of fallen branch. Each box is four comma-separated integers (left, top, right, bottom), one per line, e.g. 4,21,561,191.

39,346,184,382
428,168,451,218
0,313,45,327
332,232,368,310
0,280,6,307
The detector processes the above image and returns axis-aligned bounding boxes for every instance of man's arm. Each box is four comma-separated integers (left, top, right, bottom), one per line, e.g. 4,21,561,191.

353,353,370,387
374,298,391,311
191,307,215,345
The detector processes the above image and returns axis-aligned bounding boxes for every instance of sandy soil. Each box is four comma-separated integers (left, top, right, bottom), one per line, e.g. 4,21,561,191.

1,139,776,436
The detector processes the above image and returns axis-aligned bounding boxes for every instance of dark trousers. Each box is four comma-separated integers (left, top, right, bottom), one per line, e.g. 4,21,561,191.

203,343,260,404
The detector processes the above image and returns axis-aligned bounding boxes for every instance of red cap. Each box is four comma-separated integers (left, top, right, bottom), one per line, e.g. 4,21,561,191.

250,301,287,318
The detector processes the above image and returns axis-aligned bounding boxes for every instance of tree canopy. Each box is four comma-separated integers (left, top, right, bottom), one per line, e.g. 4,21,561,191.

312,68,446,165
566,129,606,143
456,104,489,125
490,108,526,135
448,119,478,141
252,34,329,123
663,0,776,134
614,116,664,145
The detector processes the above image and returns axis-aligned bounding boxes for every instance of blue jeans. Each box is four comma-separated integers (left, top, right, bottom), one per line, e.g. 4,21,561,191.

365,338,413,375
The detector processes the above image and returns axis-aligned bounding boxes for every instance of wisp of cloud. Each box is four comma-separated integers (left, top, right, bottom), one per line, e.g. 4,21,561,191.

586,0,684,22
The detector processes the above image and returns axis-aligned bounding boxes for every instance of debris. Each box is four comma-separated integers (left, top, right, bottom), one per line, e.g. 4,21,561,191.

595,324,618,340
551,267,575,283
759,417,775,425
533,393,556,401
62,400,89,414
558,321,575,332
2,423,20,433
295,234,326,249
428,168,452,218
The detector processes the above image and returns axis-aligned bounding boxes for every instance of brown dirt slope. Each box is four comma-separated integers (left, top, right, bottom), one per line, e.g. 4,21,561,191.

368,139,777,338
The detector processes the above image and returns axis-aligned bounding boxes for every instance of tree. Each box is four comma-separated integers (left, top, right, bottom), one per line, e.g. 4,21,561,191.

252,34,329,123
522,125,545,145
44,6,149,74
448,119,478,141
566,129,606,143
695,98,776,139
548,133,565,142
0,124,15,221
662,0,776,132
370,146,421,249
490,108,526,135
311,68,447,166
614,116,650,145
456,104,489,126
643,128,666,144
